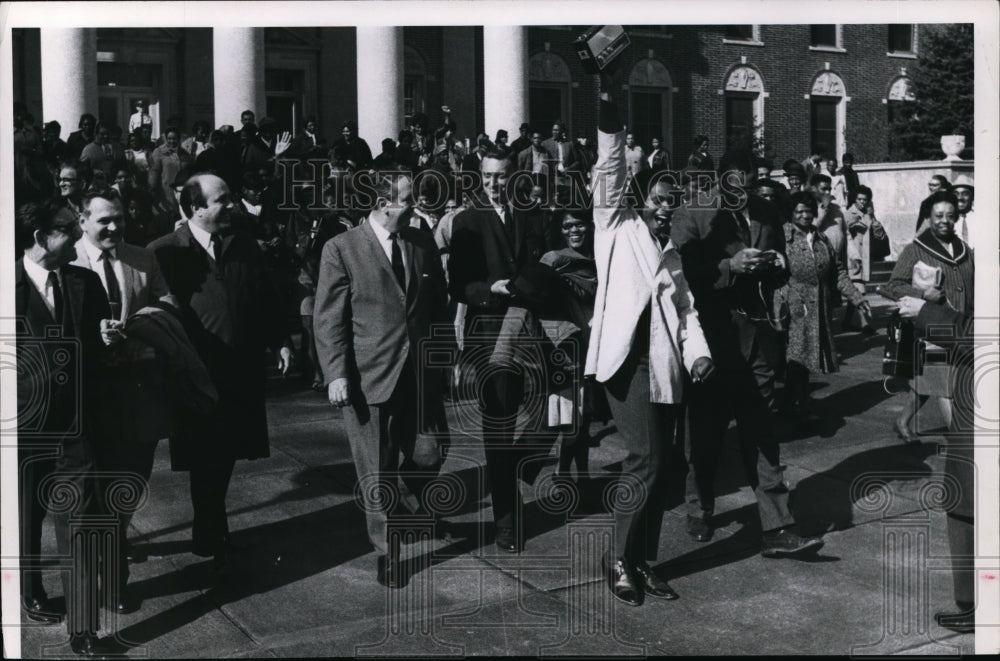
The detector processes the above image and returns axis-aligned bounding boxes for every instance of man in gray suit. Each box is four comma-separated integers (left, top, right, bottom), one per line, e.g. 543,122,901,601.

314,173,450,588
73,187,177,612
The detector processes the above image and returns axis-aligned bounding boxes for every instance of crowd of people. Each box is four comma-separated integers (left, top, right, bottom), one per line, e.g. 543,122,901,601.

11,65,980,655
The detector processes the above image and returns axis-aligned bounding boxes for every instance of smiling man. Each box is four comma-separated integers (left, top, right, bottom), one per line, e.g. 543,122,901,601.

73,187,176,613
149,174,293,573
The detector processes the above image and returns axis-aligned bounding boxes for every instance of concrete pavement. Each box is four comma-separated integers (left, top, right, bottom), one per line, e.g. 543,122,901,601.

18,297,977,657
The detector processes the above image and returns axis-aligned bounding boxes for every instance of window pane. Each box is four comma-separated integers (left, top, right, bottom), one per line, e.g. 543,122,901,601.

726,96,754,149
810,25,837,47
810,99,838,156
529,86,564,138
630,90,663,148
725,25,754,40
888,25,913,52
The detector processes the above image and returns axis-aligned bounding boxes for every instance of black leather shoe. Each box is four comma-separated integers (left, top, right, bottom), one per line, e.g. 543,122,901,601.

495,527,518,554
69,633,113,658
634,562,679,600
376,554,403,588
935,609,975,634
686,515,713,543
761,529,824,557
22,595,64,624
115,586,138,614
602,553,642,606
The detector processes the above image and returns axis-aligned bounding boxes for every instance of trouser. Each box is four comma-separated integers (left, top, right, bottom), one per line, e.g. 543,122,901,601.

684,338,794,532
19,440,101,636
604,351,678,564
342,360,444,555
190,455,237,556
784,360,811,408
94,440,157,589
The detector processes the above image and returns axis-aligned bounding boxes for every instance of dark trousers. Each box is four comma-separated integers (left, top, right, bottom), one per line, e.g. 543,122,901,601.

94,440,157,588
343,360,443,555
19,441,100,636
602,313,679,564
190,455,236,555
685,336,794,532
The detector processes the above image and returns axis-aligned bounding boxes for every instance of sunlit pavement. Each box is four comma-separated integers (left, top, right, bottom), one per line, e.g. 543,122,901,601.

18,295,977,657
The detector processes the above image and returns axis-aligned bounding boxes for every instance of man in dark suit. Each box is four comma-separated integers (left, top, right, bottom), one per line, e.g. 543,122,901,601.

314,173,450,587
72,187,177,612
16,199,116,656
448,151,548,553
671,150,823,556
148,173,293,568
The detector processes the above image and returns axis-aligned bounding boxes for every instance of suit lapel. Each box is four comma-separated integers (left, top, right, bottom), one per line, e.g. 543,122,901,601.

118,245,136,319
15,260,56,333
63,267,86,334
403,231,423,310
361,221,403,293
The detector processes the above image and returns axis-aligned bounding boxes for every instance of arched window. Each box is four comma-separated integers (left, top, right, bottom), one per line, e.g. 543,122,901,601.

528,50,572,135
723,64,766,152
404,46,427,128
809,70,847,160
886,74,916,157
628,58,672,154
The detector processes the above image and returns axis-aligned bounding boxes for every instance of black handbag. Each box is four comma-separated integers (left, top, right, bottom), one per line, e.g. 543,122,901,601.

883,310,916,379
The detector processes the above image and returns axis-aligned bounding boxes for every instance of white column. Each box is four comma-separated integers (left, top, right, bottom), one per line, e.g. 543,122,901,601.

483,26,527,139
213,28,265,128
356,27,403,146
40,29,97,134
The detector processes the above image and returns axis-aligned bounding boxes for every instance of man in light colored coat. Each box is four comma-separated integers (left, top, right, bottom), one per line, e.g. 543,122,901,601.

590,70,713,607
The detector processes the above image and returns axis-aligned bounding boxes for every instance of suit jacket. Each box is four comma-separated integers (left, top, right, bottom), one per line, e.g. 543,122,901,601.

80,141,126,177
313,221,449,405
72,241,177,321
148,223,286,468
66,130,92,160
649,148,671,172
72,241,178,446
517,146,549,176
587,128,711,403
15,259,110,441
670,192,787,370
448,202,547,344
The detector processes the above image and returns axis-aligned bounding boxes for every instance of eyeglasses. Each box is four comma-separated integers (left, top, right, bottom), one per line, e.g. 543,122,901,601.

59,177,78,183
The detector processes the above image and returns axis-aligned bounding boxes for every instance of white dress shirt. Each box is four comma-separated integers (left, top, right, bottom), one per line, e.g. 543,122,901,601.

188,220,221,260
368,218,409,275
22,255,63,319
79,236,125,302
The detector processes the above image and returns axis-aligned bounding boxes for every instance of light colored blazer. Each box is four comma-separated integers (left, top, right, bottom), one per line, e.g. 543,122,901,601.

73,240,176,320
586,129,712,404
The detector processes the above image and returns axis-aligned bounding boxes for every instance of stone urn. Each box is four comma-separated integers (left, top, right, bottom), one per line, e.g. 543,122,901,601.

940,135,966,161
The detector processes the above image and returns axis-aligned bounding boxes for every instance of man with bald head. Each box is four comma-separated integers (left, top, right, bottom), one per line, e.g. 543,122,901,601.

149,173,292,572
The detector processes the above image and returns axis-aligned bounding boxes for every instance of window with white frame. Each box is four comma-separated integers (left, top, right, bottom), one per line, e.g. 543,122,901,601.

809,25,844,52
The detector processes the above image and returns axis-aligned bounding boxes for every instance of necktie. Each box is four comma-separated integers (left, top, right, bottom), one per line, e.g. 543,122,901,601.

101,250,122,317
103,144,112,158
211,233,223,263
960,214,968,243
735,211,750,245
389,232,406,290
48,271,63,324
500,206,515,247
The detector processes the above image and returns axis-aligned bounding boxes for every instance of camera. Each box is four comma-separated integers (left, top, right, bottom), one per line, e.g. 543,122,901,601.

1,319,82,437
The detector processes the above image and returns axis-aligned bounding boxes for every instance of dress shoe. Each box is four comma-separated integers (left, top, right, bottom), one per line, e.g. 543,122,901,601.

686,515,713,542
114,586,138,614
602,553,642,606
634,562,679,600
935,608,975,634
761,529,824,557
69,633,114,658
376,554,403,588
495,527,518,554
22,595,63,624
861,325,877,337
